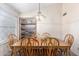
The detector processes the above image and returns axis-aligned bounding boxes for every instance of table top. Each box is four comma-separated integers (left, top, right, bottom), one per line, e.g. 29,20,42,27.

11,39,70,47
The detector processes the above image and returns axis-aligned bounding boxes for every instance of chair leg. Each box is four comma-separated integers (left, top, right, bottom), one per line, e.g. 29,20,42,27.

69,51,71,56
69,48,71,56
11,51,13,56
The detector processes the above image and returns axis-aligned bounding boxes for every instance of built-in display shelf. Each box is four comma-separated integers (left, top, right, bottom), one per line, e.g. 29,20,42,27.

19,17,36,39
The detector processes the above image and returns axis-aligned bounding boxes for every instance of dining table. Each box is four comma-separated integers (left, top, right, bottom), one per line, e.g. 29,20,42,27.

11,38,70,56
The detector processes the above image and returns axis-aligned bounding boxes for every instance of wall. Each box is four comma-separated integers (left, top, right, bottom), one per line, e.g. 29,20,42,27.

20,3,63,40
0,3,79,55
0,4,19,44
62,3,79,55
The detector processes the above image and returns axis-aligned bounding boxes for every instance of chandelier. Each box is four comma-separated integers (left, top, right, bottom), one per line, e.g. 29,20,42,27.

36,3,46,21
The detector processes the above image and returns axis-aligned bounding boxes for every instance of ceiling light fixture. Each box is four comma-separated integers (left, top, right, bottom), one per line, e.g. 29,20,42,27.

36,3,46,21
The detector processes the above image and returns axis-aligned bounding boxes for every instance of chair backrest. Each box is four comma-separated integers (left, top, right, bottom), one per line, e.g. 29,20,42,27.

21,37,39,46
31,37,39,46
42,32,51,38
64,34,74,47
20,37,37,56
41,38,48,46
8,34,17,44
47,37,59,46
21,38,28,46
8,33,18,49
41,32,50,46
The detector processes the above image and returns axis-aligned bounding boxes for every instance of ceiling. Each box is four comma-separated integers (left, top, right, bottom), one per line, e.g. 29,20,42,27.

7,3,55,14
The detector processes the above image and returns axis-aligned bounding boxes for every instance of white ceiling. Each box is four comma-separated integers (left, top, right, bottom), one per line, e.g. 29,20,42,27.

7,3,55,14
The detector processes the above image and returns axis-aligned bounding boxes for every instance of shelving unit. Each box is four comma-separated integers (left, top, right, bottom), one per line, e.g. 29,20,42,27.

19,17,36,39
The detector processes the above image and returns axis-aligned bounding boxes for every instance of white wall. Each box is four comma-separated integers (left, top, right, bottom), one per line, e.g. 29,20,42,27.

20,3,63,40
0,4,19,44
62,3,79,55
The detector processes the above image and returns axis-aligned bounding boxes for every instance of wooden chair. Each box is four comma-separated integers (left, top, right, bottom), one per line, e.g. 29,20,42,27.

41,32,51,46
31,37,39,46
40,33,50,56
41,38,47,46
27,37,40,56
41,33,60,56
64,34,74,55
31,37,39,56
30,33,40,56
8,33,18,56
18,37,33,56
42,32,51,38
46,37,59,56
64,34,74,47
19,37,38,56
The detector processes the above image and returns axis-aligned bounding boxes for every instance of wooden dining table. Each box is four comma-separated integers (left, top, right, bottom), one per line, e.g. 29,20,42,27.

11,39,70,56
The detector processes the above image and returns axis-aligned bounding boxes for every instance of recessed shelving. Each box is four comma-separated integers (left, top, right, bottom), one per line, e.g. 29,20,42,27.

19,17,36,39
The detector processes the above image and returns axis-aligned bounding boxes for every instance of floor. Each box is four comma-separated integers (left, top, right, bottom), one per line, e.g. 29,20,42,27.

0,43,77,56
0,43,11,56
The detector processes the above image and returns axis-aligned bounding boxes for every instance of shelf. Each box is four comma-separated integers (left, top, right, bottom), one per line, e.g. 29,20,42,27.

19,17,36,39
21,28,36,30
21,23,36,25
